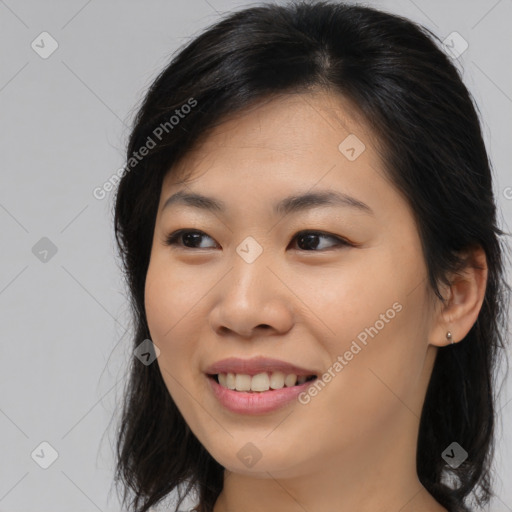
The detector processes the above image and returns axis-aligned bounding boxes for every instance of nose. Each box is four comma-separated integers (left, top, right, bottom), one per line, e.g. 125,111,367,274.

209,253,294,338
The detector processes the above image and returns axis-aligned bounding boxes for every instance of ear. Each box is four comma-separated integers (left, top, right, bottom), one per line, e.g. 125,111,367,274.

428,245,488,347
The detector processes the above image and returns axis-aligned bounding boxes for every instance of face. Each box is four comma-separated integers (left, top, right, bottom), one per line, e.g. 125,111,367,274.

144,90,440,478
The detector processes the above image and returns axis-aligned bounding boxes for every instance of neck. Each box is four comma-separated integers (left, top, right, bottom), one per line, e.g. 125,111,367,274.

212,408,447,512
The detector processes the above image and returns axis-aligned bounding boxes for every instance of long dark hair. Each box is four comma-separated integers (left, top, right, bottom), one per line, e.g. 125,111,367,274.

112,2,510,511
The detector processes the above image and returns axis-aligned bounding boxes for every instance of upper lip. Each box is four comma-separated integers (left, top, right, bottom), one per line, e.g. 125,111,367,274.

205,356,318,377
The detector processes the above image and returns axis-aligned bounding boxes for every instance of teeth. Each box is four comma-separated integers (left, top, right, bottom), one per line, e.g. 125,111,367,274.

269,371,286,389
251,372,270,391
284,373,297,387
226,372,236,390
216,371,313,392
235,373,251,391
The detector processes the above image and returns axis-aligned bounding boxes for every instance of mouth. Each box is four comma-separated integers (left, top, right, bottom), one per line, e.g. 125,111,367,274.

207,372,318,392
204,356,320,413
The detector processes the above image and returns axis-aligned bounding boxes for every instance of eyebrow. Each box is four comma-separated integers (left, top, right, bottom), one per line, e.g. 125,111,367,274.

161,189,374,216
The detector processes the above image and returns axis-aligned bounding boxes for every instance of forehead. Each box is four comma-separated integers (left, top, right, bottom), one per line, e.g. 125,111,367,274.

164,90,382,189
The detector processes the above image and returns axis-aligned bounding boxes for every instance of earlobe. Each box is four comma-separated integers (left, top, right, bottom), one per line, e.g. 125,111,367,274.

428,245,488,347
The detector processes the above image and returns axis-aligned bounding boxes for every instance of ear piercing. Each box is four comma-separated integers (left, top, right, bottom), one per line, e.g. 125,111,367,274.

446,331,453,345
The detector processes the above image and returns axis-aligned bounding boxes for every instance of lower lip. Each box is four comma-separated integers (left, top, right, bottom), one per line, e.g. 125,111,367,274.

207,375,317,415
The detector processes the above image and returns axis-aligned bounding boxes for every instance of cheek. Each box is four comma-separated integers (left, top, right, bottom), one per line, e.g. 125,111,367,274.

145,256,203,340
304,261,427,424
145,261,207,421
144,260,195,375
291,257,393,354
322,296,427,432
145,258,177,330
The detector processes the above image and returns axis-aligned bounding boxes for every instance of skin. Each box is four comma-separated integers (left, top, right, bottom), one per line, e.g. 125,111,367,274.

144,89,488,512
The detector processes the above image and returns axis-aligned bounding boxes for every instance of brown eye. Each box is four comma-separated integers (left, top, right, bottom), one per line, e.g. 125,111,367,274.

164,230,218,249
289,231,350,251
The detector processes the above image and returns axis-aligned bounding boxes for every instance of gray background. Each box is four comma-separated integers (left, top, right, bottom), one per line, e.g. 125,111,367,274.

0,0,511,511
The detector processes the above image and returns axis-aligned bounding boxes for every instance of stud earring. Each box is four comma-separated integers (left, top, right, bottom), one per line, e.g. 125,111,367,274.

446,331,453,344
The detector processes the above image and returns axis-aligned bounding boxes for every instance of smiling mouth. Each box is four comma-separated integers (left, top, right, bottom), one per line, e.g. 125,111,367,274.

208,372,318,392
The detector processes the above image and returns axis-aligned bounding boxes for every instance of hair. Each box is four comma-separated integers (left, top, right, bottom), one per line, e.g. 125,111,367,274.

112,2,511,511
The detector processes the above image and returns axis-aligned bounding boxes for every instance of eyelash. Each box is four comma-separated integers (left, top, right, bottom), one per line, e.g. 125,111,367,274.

163,229,352,252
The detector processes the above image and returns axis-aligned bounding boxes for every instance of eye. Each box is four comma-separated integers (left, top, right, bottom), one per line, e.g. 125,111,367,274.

164,229,352,251
289,230,351,251
164,229,218,249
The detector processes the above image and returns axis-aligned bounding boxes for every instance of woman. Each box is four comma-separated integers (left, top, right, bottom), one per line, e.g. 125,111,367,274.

112,2,510,511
